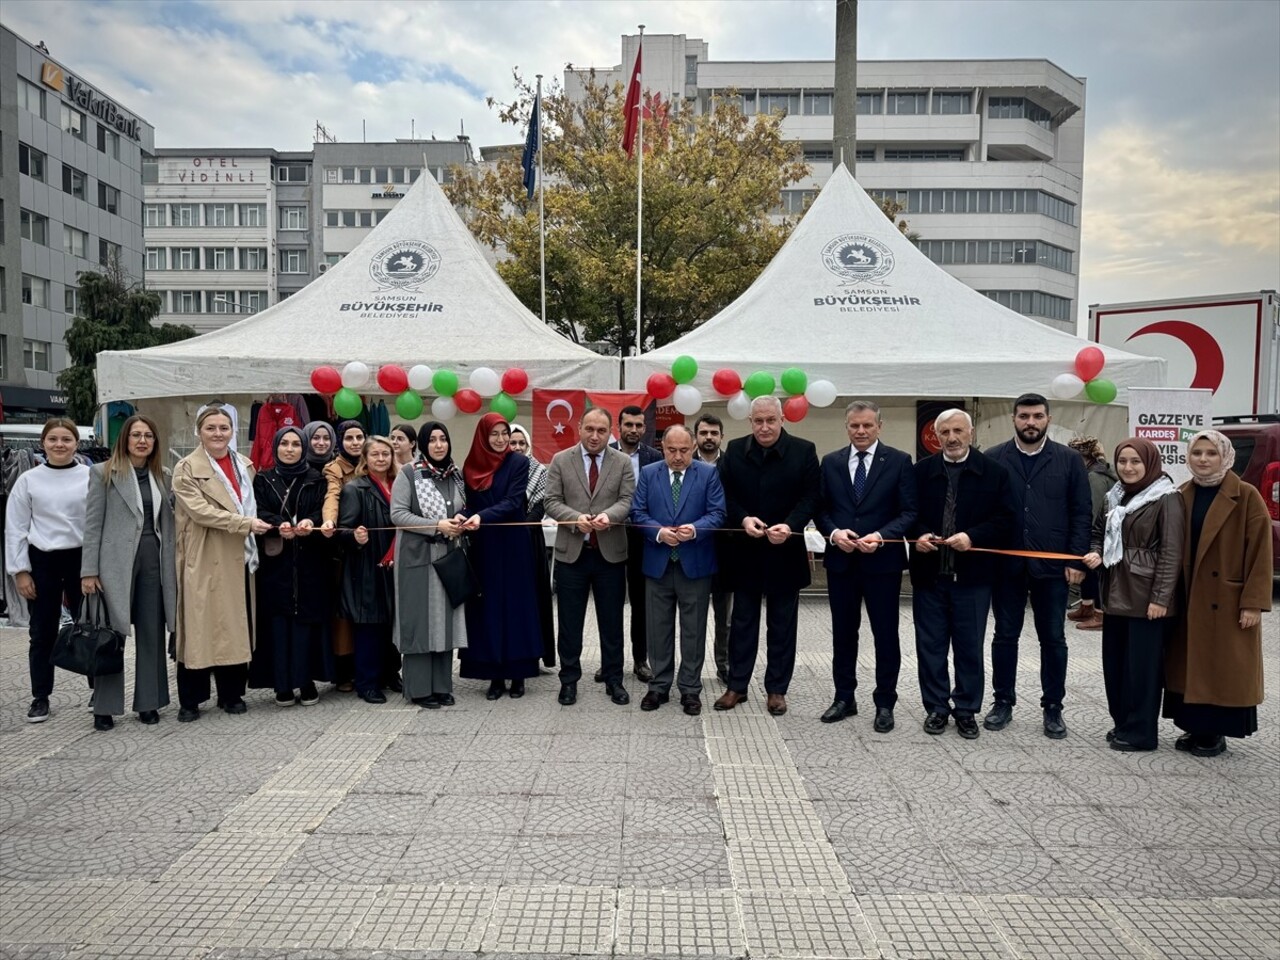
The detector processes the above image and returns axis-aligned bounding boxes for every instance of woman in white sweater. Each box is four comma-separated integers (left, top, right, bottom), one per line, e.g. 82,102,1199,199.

3,419,91,723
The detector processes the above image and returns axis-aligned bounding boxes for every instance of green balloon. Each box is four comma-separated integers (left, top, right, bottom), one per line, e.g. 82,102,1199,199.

395,390,424,420
671,355,698,385
780,367,807,396
490,392,518,421
1084,378,1118,404
432,369,459,397
743,371,775,399
333,387,363,419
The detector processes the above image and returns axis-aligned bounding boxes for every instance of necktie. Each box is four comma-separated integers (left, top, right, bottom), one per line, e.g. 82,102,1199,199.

669,471,683,561
587,454,599,548
854,451,868,501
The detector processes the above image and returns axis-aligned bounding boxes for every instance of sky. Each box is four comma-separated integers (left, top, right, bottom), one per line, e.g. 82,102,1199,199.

5,0,1277,326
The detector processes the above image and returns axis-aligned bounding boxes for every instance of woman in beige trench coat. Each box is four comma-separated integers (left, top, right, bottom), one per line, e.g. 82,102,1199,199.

172,404,272,722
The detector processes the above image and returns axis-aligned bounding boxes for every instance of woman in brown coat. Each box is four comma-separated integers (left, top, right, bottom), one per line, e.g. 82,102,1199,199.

1083,437,1184,752
1163,430,1271,757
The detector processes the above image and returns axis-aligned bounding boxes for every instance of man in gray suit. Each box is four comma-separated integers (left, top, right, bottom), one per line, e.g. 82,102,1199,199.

544,408,636,706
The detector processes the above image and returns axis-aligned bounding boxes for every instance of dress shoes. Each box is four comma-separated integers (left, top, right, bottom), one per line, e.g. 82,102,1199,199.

508,680,526,699
820,699,855,723
873,707,895,734
983,702,1013,731
633,662,654,683
138,710,160,725
1191,735,1227,757
593,669,605,683
558,682,578,706
640,691,669,711
359,689,387,705
221,699,248,715
766,694,787,716
415,695,441,709
93,714,114,731
681,693,702,716
714,690,748,711
177,706,200,723
486,681,507,700
436,693,455,706
955,715,980,739
923,712,948,735
606,683,631,706
1109,738,1155,752
1043,707,1068,740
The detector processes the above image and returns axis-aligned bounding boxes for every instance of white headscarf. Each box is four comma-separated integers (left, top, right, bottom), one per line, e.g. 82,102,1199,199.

1185,430,1236,487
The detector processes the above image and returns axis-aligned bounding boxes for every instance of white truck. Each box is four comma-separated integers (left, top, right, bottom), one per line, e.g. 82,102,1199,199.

1089,291,1279,417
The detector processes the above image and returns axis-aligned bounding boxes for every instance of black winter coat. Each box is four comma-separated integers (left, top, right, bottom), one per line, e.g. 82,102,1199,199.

338,476,396,624
985,438,1091,578
254,467,330,622
909,448,1014,588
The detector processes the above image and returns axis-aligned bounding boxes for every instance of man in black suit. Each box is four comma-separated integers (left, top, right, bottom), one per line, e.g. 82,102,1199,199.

982,393,1091,739
816,400,917,732
714,396,821,717
910,409,1013,739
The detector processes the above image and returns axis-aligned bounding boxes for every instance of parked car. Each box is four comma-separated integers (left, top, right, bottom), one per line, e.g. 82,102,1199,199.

1214,415,1280,578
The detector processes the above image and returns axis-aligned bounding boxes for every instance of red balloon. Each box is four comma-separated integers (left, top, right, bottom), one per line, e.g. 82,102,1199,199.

783,395,810,422
454,388,483,414
310,366,342,394
376,364,409,394
501,367,530,395
711,368,742,397
1075,346,1105,382
647,372,676,400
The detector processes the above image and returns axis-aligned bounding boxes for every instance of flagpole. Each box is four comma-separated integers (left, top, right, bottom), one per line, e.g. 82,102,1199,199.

536,74,546,326
634,24,645,357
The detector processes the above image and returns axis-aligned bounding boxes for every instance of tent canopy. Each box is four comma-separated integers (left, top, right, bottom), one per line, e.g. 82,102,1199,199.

98,170,619,402
625,164,1164,400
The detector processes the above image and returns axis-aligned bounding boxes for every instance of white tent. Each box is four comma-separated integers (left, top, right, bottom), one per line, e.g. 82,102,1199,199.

625,164,1165,400
97,169,619,403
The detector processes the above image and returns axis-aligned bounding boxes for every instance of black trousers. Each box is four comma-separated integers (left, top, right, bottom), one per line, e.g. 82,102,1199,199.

177,662,247,710
556,548,627,686
990,568,1069,709
828,568,903,709
354,622,395,695
27,546,83,699
913,579,990,718
1102,613,1168,749
625,527,649,666
726,587,799,696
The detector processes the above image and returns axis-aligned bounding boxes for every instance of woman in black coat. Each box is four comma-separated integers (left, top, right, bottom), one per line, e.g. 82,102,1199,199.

250,427,333,706
338,436,400,704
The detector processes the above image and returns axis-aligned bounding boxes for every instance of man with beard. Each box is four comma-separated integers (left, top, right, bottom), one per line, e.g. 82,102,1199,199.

694,414,733,684
981,394,1091,739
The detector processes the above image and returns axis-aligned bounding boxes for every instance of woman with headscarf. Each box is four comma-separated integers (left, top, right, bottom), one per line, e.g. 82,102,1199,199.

507,422,556,670
390,422,468,707
171,404,271,721
249,426,332,706
390,424,418,468
458,413,545,699
302,421,337,472
1082,437,1184,752
1162,430,1271,757
322,420,364,691
338,436,400,704
507,424,548,520
1066,436,1117,631
81,414,176,729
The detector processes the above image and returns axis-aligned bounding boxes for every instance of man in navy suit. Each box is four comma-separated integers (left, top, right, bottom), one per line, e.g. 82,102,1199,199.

630,424,726,716
816,401,918,732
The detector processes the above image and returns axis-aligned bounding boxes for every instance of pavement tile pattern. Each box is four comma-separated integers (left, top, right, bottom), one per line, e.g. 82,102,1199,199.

0,595,1276,959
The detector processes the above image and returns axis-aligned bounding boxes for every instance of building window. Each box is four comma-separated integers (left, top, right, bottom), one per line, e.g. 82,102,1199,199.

63,226,88,258
359,211,373,228
988,96,1052,128
325,210,340,228
685,54,698,85
0,269,5,315
144,204,166,227
204,203,234,227
98,182,120,214
171,247,199,270
240,248,267,271
142,159,158,183
208,292,236,314
275,164,309,183
916,238,1074,273
170,204,199,227
882,148,965,161
146,247,166,271
0,200,5,243
803,148,834,163
65,287,80,315
982,289,1072,323
23,339,51,372
99,238,121,266
241,290,266,313
279,206,307,230
886,91,927,115
22,274,50,308
758,91,800,116
18,144,46,181
868,188,1075,225
341,166,357,183
173,291,202,314
239,204,266,227
775,189,817,215
96,124,121,158
62,165,88,200
19,209,49,245
203,247,232,270
359,168,373,184
0,335,6,379
323,253,343,267
280,249,308,274
408,168,421,183
933,92,972,115
61,104,86,139
856,91,883,115
375,210,390,224
855,148,876,162
342,210,357,227
18,79,45,118
803,91,833,116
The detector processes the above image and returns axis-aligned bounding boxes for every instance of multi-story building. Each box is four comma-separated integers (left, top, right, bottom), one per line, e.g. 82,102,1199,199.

567,35,1086,332
0,25,153,415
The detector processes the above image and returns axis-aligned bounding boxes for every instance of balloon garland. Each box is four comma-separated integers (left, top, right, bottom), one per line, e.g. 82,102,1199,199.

1051,347,1116,404
639,356,839,421
306,363,534,421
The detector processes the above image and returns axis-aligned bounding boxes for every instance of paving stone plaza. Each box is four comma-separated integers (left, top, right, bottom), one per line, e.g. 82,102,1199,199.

0,596,1276,959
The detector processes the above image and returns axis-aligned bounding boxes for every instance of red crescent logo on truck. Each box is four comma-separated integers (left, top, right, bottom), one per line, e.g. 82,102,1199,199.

1127,320,1226,393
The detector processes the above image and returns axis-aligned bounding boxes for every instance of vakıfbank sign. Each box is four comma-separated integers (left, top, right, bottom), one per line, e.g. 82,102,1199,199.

66,75,142,141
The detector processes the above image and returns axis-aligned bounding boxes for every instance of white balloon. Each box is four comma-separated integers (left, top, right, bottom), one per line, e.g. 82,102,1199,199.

407,364,434,391
341,361,370,389
672,384,703,416
804,379,838,408
431,396,457,420
1051,373,1085,399
469,367,501,398
726,391,752,420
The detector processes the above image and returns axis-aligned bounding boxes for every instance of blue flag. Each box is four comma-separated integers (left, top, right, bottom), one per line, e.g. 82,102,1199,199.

521,97,540,199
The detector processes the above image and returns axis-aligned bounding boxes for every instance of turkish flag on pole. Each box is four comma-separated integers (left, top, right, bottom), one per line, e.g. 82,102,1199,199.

621,44,643,158
532,389,586,464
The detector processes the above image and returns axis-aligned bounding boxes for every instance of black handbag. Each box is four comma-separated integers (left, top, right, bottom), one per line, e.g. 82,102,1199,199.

432,538,481,608
51,595,126,677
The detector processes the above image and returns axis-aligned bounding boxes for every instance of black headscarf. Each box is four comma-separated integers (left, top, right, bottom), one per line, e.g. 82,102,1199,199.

301,421,336,470
336,420,364,466
418,421,457,479
272,427,310,478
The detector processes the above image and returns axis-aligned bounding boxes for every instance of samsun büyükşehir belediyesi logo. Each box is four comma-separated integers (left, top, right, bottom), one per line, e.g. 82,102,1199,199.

370,241,441,290
821,235,895,285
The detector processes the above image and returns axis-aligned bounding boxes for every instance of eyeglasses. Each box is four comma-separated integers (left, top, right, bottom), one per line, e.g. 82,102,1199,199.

129,432,156,440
